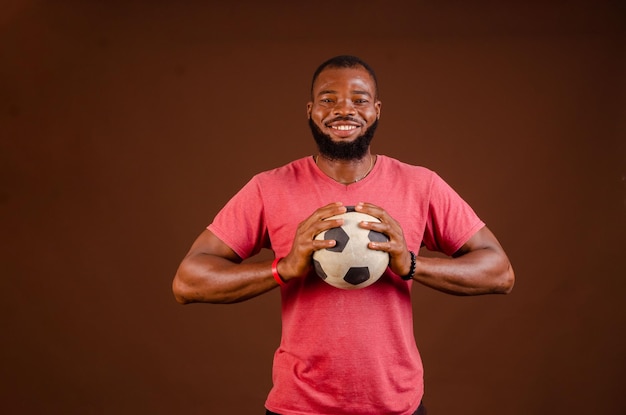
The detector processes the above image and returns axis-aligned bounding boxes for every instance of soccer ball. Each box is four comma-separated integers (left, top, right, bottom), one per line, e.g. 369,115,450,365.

312,208,389,289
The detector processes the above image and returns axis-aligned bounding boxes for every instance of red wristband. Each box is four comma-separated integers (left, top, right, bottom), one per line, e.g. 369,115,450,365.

272,257,287,286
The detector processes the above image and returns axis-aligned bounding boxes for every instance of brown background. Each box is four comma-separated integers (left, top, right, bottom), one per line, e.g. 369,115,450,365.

1,1,625,414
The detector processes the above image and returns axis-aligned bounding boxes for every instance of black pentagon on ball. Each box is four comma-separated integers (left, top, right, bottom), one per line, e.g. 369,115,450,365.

344,267,371,285
368,230,388,243
312,259,328,280
324,227,349,252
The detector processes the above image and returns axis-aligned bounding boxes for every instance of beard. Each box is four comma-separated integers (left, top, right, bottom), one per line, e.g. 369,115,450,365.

309,117,378,161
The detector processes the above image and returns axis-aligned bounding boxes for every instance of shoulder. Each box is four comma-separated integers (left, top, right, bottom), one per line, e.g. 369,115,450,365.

255,156,313,179
378,155,432,172
248,157,318,191
377,155,437,182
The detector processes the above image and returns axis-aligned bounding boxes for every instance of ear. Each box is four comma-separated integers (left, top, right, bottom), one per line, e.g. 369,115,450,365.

306,102,312,119
375,100,382,120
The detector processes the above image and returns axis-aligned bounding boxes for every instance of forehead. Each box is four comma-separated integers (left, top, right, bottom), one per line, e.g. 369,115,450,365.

312,66,377,96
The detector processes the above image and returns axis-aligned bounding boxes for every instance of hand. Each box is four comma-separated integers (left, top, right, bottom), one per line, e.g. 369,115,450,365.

278,202,347,281
354,202,413,277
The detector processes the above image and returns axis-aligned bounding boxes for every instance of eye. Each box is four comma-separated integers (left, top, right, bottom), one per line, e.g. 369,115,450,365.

354,99,369,104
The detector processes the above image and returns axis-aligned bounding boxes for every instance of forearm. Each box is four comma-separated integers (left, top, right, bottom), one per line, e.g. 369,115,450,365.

412,247,514,296
173,254,279,304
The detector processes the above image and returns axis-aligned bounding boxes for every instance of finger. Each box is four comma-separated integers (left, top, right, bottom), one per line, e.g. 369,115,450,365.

367,240,391,251
357,215,400,244
319,202,347,220
354,202,389,222
310,217,344,239
358,219,386,232
303,203,346,236
312,238,337,250
303,202,346,226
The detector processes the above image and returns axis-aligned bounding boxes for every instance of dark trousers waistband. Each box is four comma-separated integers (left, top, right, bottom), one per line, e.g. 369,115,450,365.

266,401,426,415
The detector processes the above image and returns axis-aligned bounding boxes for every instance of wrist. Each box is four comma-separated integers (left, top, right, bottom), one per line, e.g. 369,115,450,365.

400,250,416,280
272,257,287,286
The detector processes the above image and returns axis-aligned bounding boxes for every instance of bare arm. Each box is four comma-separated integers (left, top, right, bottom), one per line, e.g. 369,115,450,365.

172,202,347,304
172,230,278,304
411,227,514,295
356,202,514,296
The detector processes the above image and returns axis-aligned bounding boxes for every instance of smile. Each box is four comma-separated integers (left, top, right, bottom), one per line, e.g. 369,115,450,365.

331,125,359,131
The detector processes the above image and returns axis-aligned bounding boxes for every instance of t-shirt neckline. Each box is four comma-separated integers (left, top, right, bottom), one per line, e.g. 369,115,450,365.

308,154,382,188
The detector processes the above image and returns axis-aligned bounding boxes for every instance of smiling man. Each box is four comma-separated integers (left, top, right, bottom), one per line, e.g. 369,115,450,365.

173,55,515,415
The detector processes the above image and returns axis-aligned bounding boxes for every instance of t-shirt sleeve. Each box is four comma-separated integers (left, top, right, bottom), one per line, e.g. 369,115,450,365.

422,173,485,256
207,176,270,259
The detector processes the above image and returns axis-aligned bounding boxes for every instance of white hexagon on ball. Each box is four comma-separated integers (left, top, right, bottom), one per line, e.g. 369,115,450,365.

312,207,389,290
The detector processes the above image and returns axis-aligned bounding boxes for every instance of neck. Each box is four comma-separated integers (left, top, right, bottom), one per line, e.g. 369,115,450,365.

314,153,375,185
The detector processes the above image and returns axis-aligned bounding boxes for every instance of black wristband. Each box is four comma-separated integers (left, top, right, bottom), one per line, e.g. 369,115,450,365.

401,250,416,280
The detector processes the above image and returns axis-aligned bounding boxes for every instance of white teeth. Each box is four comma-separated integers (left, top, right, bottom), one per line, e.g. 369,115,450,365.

332,125,357,131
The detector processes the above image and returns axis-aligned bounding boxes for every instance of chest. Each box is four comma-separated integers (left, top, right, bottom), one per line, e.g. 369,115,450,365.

263,179,429,255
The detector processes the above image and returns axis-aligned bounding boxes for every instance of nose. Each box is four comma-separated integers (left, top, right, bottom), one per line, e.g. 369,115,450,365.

333,99,356,115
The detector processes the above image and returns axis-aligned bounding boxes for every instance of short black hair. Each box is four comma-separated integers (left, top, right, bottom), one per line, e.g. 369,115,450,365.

310,55,379,98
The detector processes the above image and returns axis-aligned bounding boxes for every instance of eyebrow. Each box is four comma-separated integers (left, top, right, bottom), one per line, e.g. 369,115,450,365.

317,89,373,97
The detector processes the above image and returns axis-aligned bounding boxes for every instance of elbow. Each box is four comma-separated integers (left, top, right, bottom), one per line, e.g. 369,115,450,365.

172,273,194,305
172,263,228,304
497,263,515,294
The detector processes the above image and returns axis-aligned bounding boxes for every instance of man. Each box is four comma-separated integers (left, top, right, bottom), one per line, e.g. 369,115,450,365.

173,55,515,415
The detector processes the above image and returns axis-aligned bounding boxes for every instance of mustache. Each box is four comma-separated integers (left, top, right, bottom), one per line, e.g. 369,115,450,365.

325,116,363,125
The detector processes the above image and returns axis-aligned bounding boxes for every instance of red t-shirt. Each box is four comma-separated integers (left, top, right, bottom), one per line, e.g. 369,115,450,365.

209,155,484,415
